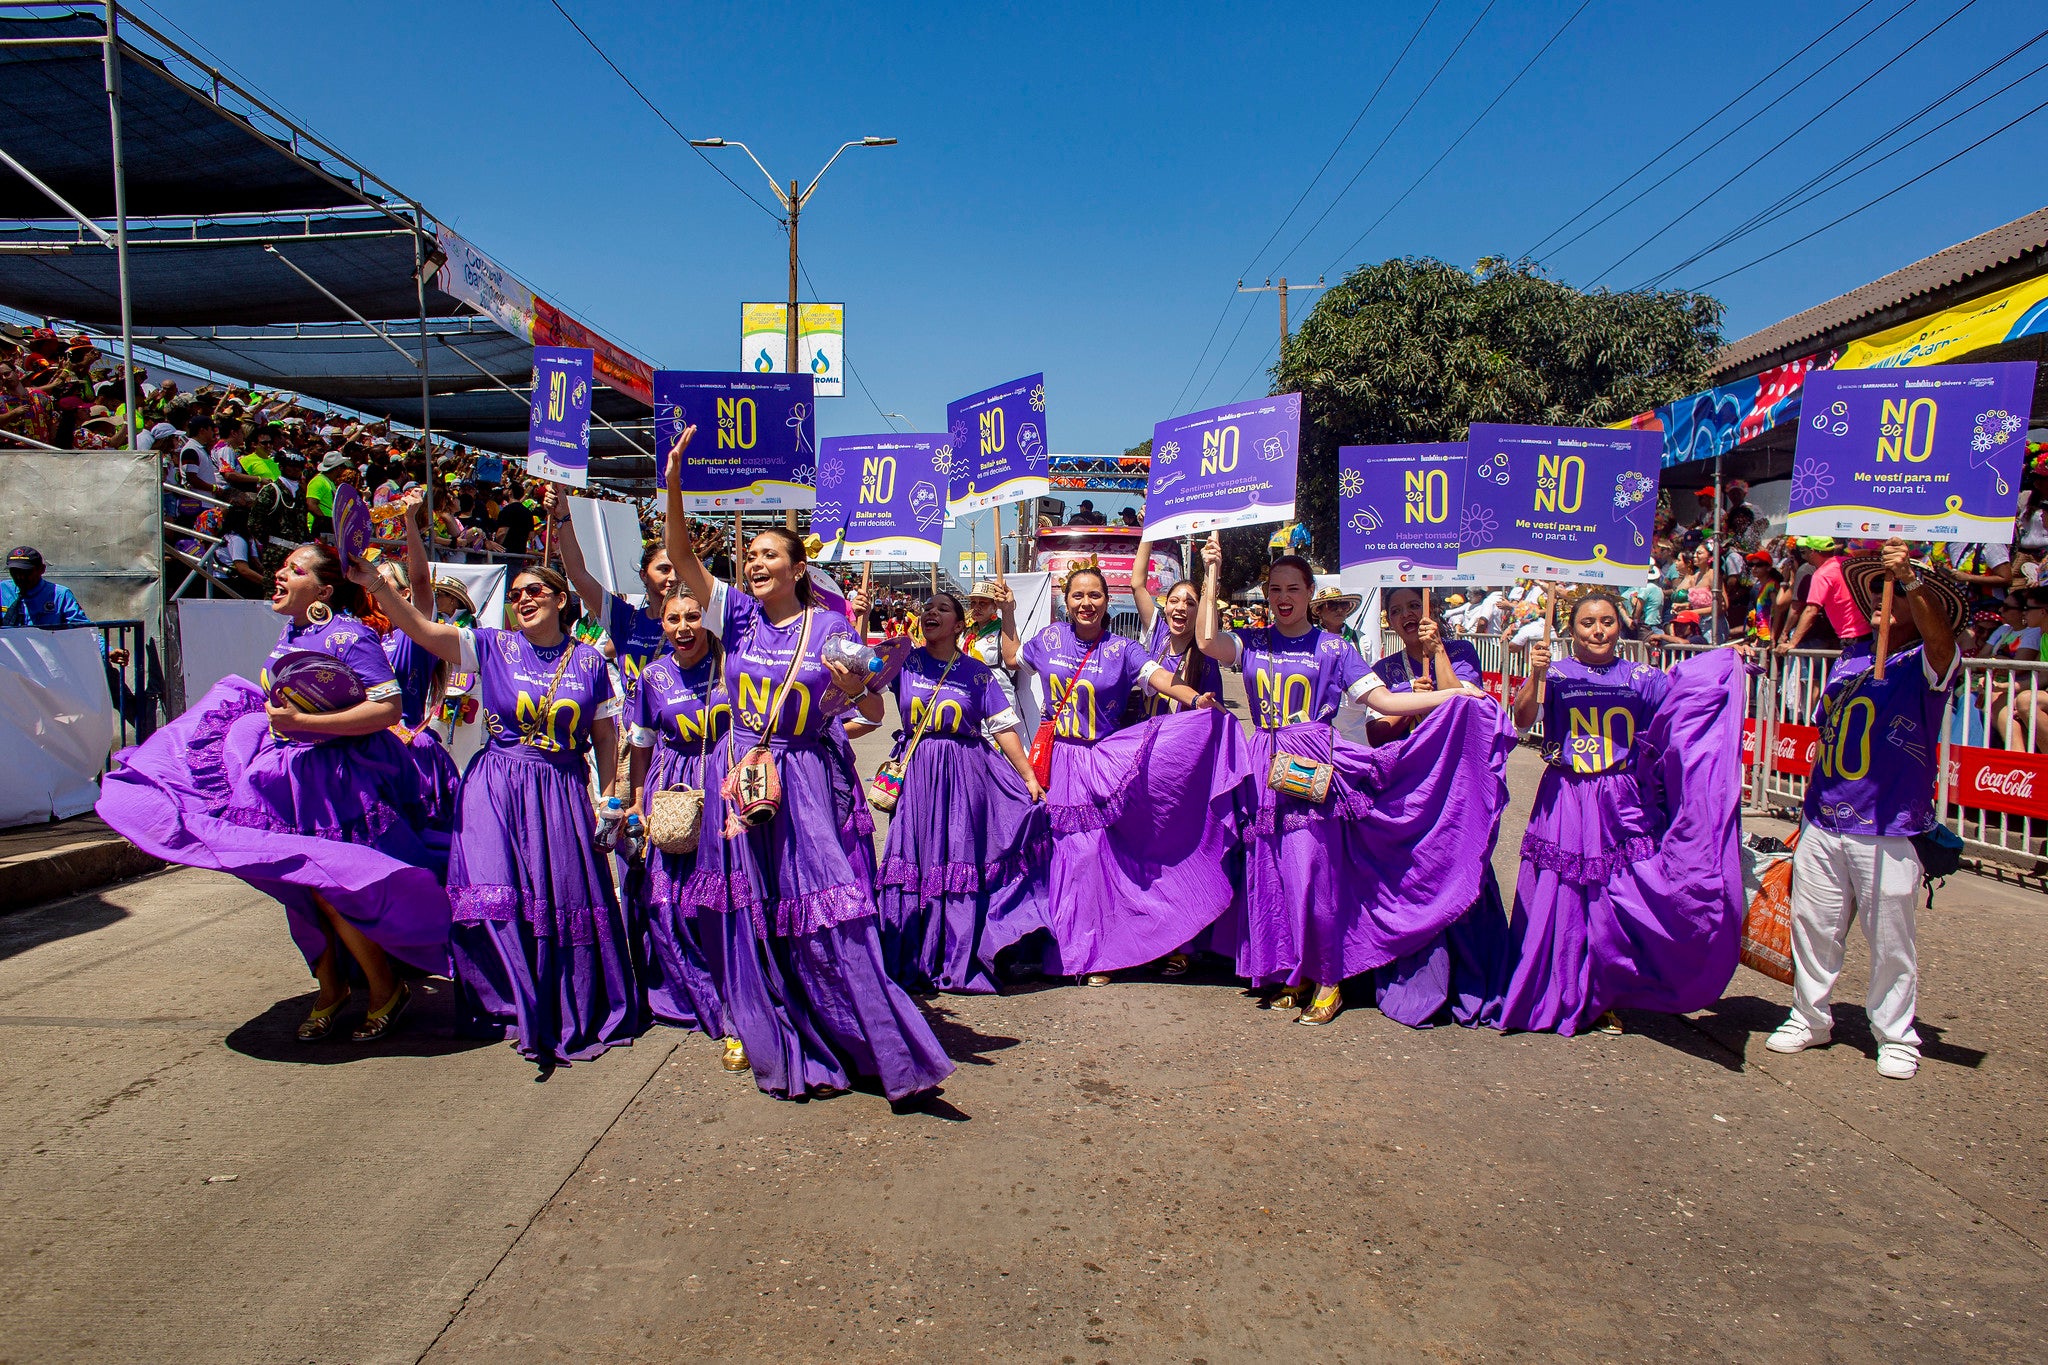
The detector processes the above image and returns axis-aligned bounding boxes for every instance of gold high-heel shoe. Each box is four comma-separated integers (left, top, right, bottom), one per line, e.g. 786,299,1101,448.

297,988,351,1042
1297,984,1343,1027
351,981,411,1042
720,1037,751,1073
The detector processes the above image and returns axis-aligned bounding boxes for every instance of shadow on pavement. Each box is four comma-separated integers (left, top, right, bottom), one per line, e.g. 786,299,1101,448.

0,893,131,963
923,1003,1021,1067
226,979,498,1064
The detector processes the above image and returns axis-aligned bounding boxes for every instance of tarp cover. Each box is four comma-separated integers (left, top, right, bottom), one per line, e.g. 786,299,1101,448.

135,319,531,401
0,12,377,219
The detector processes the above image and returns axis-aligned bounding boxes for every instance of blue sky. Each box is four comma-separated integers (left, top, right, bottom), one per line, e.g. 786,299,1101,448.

134,0,2048,539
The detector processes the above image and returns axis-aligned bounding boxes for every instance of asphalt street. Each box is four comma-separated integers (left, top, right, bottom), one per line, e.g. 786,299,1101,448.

2,732,2044,1362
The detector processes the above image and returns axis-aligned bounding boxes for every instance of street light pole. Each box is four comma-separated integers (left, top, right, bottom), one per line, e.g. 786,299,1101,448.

689,136,898,530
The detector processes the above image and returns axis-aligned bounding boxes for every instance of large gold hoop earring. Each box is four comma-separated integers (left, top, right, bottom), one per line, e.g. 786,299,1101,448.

306,599,332,626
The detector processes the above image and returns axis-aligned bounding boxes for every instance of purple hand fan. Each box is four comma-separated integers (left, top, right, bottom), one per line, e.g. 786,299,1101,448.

267,649,369,714
331,479,378,573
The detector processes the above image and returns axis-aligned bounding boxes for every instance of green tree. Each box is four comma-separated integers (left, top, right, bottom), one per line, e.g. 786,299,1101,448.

1214,256,1721,588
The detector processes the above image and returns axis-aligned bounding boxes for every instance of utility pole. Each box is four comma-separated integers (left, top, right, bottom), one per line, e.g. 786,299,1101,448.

1237,276,1326,354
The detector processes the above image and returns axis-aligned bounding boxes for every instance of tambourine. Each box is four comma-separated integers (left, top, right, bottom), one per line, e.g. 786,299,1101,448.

267,649,370,715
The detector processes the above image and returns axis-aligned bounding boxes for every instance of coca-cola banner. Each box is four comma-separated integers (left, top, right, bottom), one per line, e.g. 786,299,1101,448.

1768,723,1820,778
1949,745,2048,818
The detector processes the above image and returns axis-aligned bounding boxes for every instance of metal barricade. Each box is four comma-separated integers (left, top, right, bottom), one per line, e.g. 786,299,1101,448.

1941,657,2048,864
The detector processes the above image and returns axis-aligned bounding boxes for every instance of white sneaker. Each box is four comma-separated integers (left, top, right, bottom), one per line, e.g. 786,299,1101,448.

1876,1043,1920,1080
1765,1018,1830,1054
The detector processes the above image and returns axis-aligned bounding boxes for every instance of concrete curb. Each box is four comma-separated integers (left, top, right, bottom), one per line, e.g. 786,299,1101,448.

0,821,165,916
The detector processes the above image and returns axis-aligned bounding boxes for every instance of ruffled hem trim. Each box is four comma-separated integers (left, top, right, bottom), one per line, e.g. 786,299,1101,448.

1250,786,1372,836
183,686,419,847
843,803,875,839
877,835,1049,903
449,883,611,947
1044,725,1156,833
676,870,877,939
1520,832,1657,885
219,797,405,847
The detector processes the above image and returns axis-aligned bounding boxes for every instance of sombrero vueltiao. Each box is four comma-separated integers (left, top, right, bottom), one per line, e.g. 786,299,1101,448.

1311,584,1363,614
1841,553,1966,637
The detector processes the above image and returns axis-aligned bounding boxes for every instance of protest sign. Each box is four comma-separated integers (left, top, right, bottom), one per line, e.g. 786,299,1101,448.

812,434,950,561
1141,393,1302,541
526,346,593,488
1336,442,1477,589
1457,424,1661,584
653,370,817,511
1785,361,2039,541
946,374,1050,515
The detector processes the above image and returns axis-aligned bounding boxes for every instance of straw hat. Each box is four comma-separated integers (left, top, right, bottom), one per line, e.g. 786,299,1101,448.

1310,585,1362,614
1841,552,1966,636
430,577,476,617
967,580,1001,602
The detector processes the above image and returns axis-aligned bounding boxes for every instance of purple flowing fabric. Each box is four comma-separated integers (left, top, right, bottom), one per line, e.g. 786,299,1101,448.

97,677,451,976
877,733,1048,994
1215,696,1516,989
398,727,459,855
1372,868,1511,1028
996,707,1251,977
1496,649,1747,1035
447,746,641,1063
682,738,955,1102
629,741,728,1037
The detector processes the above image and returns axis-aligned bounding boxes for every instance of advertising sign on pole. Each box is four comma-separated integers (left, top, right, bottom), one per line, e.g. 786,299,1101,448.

946,374,1051,515
811,433,949,561
1336,442,1477,590
1457,424,1661,584
741,302,846,398
1141,393,1302,541
526,346,593,488
1785,361,2039,542
652,370,817,511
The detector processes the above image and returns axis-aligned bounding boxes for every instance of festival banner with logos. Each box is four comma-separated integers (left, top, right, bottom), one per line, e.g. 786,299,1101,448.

741,303,846,398
652,370,817,511
1141,392,1302,542
434,226,654,405
1785,361,2039,542
1457,424,1661,584
811,433,949,561
946,374,1051,515
1336,442,1477,590
526,346,593,488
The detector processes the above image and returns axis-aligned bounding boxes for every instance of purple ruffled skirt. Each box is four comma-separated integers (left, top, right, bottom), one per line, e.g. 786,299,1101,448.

1371,868,1511,1027
877,733,1049,994
992,708,1250,977
97,678,451,977
1213,696,1515,990
447,745,641,1064
1495,650,1748,1035
682,737,954,1102
630,742,728,1036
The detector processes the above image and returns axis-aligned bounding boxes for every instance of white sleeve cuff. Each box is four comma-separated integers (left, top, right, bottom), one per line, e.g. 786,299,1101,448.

456,627,480,673
364,680,401,703
1922,647,1960,692
982,706,1022,739
627,723,658,749
1345,676,1380,704
593,696,624,722
706,581,729,632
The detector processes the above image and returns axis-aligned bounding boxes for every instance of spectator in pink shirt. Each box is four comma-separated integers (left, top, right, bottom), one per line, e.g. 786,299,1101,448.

1778,536,1872,654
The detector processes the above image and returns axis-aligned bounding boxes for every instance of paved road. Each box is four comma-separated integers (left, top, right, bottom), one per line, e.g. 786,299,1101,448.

3,743,2045,1362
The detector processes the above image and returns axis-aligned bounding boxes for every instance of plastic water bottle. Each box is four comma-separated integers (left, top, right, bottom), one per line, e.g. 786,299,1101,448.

820,634,884,676
621,810,645,860
596,795,627,850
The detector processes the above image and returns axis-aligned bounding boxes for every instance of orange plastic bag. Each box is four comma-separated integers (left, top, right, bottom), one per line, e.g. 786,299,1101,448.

1740,828,1798,985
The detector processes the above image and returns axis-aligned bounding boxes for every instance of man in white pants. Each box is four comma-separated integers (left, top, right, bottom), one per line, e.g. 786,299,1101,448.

1767,539,1963,1081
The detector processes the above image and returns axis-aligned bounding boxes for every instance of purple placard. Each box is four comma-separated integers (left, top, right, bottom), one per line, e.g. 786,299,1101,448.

1336,442,1477,588
653,370,817,511
267,649,368,714
526,346,593,488
1458,424,1660,584
1785,360,2038,542
945,374,1050,515
812,433,949,562
1142,393,1302,541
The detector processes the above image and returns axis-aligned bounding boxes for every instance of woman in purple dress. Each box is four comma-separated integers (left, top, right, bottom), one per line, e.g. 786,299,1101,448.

1196,541,1515,1026
1365,586,1511,1028
1131,539,1225,714
622,588,740,1062
361,561,640,1070
545,484,675,706
1497,591,1747,1036
994,560,1243,988
98,543,449,1043
661,424,955,1108
846,591,1044,995
374,492,459,837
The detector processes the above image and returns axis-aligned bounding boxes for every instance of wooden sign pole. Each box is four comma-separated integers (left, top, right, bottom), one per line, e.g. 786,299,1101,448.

991,503,1006,583
1874,580,1893,682
1536,589,1555,705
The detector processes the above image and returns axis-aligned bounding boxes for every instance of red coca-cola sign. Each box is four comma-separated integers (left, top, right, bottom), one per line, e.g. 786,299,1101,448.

1769,723,1820,777
1948,746,2048,817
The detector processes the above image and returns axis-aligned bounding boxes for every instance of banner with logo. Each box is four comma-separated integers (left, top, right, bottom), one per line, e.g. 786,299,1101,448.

652,370,817,511
946,374,1051,515
1838,273,2048,370
1141,393,1302,542
1336,442,1476,590
526,347,593,488
811,433,949,561
1785,361,2039,542
1457,424,1661,584
741,302,846,398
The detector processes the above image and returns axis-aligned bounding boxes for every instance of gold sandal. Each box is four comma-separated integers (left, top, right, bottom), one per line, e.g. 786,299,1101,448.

720,1037,751,1073
350,982,411,1042
297,988,351,1042
1160,953,1192,978
1081,973,1113,988
1593,1010,1623,1035
1297,984,1343,1027
1265,984,1307,1011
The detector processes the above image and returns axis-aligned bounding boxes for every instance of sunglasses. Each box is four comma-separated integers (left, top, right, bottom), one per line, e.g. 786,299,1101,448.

507,583,559,602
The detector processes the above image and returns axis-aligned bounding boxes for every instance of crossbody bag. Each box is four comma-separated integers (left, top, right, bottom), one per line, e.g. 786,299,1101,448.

721,610,813,830
869,652,959,813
